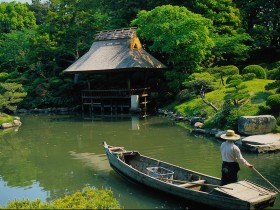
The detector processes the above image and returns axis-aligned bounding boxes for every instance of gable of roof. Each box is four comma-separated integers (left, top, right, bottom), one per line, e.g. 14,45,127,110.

63,28,167,74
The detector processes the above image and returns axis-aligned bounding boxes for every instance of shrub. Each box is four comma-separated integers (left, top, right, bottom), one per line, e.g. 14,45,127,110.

267,68,280,80
276,117,280,126
242,73,256,81
266,94,280,114
226,74,243,84
1,187,121,209
258,104,272,115
242,65,266,79
176,89,194,102
206,65,239,77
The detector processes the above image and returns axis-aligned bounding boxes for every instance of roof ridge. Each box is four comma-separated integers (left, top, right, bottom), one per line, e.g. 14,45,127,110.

95,27,137,41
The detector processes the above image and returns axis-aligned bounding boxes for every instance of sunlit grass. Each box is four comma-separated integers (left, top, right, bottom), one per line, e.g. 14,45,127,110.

172,79,276,119
0,113,15,125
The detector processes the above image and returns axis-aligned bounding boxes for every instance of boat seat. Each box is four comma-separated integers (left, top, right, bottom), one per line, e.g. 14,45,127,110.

178,180,206,188
110,147,125,151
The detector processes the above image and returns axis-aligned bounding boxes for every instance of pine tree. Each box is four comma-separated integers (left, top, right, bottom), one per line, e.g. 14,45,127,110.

0,83,27,112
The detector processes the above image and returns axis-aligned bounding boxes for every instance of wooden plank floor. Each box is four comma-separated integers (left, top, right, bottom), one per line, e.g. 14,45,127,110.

213,180,275,203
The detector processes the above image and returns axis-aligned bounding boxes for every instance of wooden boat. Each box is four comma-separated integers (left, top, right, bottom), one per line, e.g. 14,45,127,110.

103,142,278,210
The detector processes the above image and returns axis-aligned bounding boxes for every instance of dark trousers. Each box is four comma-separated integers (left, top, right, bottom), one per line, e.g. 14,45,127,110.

220,161,240,186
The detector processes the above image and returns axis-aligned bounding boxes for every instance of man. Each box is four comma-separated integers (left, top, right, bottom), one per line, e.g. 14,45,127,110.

220,130,253,186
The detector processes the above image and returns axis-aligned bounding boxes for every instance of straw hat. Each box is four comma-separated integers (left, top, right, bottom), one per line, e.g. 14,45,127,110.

220,130,240,140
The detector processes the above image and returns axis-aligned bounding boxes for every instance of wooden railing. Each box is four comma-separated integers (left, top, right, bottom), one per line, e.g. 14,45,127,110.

82,88,150,99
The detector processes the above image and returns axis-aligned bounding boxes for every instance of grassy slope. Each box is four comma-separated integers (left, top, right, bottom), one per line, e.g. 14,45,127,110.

171,79,276,122
0,113,16,124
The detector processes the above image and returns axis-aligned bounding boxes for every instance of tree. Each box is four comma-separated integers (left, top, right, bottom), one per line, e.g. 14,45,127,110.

210,33,251,66
187,0,243,35
235,0,280,50
185,0,251,66
132,5,214,91
206,65,239,86
0,2,36,33
29,0,50,25
0,82,27,112
184,72,219,112
0,30,35,73
224,79,250,106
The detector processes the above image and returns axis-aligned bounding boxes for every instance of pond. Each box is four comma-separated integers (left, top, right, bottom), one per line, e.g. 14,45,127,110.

0,114,279,209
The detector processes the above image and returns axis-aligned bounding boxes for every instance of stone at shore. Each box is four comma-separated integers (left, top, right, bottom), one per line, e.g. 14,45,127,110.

1,118,22,129
238,115,276,135
242,133,280,153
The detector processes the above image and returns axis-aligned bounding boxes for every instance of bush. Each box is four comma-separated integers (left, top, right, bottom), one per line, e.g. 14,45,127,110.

267,68,280,80
276,117,280,126
176,89,194,102
242,73,256,81
1,187,121,209
242,65,266,79
258,104,271,115
266,94,280,114
226,74,243,84
206,65,239,76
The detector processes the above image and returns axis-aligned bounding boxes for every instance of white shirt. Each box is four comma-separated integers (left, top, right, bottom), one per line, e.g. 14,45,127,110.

220,141,250,167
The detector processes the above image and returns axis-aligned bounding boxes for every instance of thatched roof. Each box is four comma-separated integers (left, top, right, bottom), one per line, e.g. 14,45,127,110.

63,28,167,74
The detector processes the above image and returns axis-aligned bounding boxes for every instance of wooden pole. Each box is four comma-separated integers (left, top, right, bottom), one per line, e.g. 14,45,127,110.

253,167,280,193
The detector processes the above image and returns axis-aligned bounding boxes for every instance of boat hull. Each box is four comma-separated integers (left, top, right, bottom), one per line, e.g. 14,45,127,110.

103,142,277,210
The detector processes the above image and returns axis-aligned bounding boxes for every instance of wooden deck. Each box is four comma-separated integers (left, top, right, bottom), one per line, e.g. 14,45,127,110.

82,88,150,114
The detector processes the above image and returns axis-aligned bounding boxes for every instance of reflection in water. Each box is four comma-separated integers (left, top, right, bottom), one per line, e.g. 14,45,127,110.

0,114,279,209
131,115,140,130
69,151,110,172
0,177,49,205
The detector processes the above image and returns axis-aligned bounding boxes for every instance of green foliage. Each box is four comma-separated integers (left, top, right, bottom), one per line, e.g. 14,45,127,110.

211,33,251,66
173,79,275,129
0,113,15,124
277,117,280,126
224,79,250,106
132,5,214,72
242,73,256,81
235,0,280,49
266,94,280,114
226,74,243,84
187,0,243,35
52,187,120,209
164,70,185,93
258,104,271,115
242,65,266,79
0,83,27,112
184,72,217,95
207,65,239,76
0,2,36,33
267,68,280,80
1,187,120,209
0,29,36,72
206,65,239,85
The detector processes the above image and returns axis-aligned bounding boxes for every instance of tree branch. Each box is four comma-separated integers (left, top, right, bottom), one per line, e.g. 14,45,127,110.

199,86,219,112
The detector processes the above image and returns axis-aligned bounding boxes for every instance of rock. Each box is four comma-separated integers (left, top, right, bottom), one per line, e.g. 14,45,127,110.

241,133,280,153
1,123,13,129
13,120,22,126
190,117,204,125
238,115,276,135
209,128,222,137
194,122,204,128
215,130,226,138
242,133,280,145
175,116,188,122
192,128,209,135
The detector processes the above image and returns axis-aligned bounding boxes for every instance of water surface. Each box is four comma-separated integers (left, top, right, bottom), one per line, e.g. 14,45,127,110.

0,114,279,209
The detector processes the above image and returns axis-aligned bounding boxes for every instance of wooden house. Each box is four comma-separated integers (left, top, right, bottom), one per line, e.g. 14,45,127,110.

63,27,167,114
